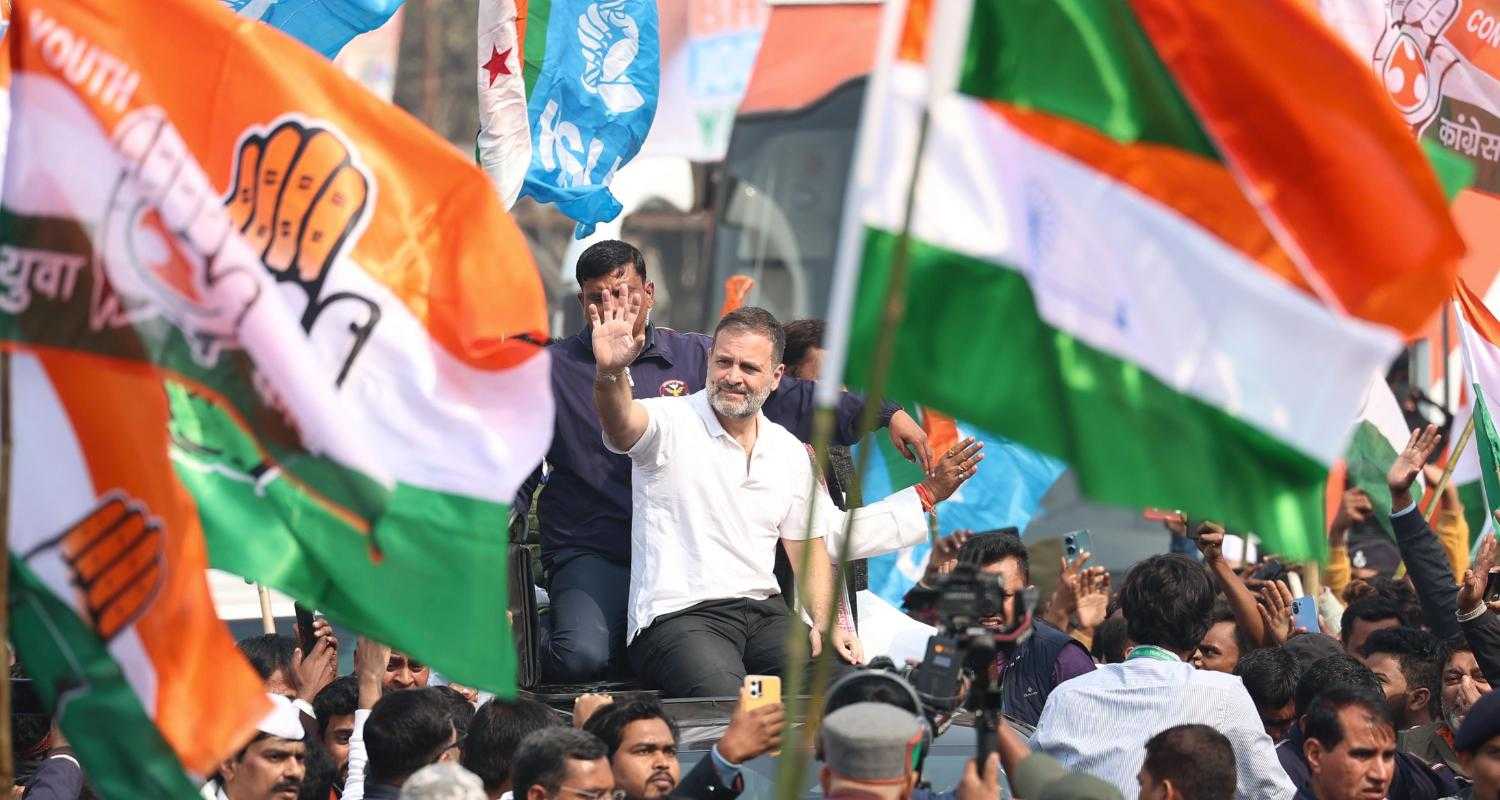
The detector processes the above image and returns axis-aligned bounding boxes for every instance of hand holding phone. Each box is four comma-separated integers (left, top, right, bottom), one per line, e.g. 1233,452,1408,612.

1290,596,1320,634
1064,530,1093,560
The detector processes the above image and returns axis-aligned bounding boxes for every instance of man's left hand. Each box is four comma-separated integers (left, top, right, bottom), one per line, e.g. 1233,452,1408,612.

888,410,932,473
831,627,863,665
1387,424,1441,511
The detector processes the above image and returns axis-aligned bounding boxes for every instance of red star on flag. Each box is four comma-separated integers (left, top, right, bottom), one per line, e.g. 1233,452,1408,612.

483,45,513,88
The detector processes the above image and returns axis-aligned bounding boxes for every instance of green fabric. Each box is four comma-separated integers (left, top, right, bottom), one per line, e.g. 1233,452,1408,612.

1344,421,1399,539
1471,386,1500,545
844,230,1327,562
166,382,516,693
958,0,1218,159
523,0,552,97
10,558,201,799
1459,479,1488,548
1422,138,1478,201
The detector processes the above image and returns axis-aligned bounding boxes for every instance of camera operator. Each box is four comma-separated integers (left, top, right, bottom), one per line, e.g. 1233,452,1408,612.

905,530,1094,728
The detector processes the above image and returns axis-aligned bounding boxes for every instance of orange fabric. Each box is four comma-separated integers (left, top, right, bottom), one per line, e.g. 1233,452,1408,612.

1456,276,1500,345
37,348,267,775
1129,0,1465,337
919,407,959,460
13,0,546,372
1444,0,1500,81
516,0,528,72
898,0,934,64
719,275,756,317
1415,191,1500,389
739,5,880,114
990,104,1310,293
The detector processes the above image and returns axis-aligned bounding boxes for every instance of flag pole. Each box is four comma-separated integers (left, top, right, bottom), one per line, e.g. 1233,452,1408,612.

1424,412,1475,525
0,348,15,793
257,585,275,635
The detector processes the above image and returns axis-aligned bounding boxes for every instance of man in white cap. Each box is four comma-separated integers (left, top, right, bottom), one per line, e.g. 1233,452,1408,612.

204,693,307,800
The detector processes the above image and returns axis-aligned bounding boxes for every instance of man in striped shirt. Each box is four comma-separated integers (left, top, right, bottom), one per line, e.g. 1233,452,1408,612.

1030,554,1295,799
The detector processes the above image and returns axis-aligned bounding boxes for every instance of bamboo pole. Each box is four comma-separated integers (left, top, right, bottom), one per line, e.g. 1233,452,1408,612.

257,585,276,635
1424,412,1476,525
0,350,14,793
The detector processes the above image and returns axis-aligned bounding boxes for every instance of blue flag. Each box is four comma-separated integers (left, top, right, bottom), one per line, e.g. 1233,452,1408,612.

220,0,403,59
858,424,1065,607
522,0,660,237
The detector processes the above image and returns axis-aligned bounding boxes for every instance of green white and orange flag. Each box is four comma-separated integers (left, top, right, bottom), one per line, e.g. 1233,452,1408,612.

819,0,1465,561
2,0,550,794
1455,279,1500,532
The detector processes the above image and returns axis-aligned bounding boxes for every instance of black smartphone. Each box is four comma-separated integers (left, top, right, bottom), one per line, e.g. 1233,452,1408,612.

1486,570,1500,605
294,602,317,655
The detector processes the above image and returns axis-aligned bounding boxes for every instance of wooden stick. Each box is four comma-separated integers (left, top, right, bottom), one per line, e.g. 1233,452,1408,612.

257,585,275,635
0,349,14,793
1424,412,1476,525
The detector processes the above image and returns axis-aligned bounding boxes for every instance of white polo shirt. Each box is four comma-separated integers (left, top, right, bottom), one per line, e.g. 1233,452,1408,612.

608,389,824,642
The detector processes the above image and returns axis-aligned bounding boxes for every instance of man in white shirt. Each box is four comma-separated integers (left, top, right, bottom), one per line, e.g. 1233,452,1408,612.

590,290,981,697
1030,554,1296,800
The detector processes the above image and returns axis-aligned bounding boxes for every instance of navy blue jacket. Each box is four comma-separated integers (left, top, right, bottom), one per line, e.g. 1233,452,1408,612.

522,325,897,569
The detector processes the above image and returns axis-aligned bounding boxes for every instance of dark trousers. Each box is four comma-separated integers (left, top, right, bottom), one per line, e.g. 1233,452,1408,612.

540,553,630,683
629,596,847,698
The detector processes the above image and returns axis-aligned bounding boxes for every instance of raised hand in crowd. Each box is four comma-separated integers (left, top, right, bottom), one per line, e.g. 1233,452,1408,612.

1256,580,1297,646
572,692,615,729
1387,424,1442,511
589,284,646,374
919,529,974,588
1329,488,1374,539
1044,549,1092,631
1196,521,1268,647
1074,568,1111,634
294,616,338,704
1459,533,1499,616
918,437,984,503
889,410,933,473
353,636,390,710
717,687,785,763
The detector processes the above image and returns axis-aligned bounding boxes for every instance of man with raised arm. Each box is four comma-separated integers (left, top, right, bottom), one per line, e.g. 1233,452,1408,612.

590,288,981,697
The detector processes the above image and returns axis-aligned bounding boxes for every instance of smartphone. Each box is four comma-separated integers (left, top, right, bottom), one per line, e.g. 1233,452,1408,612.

744,675,781,710
1486,570,1500,605
1064,530,1093,559
1143,508,1186,524
1291,596,1320,633
294,602,317,655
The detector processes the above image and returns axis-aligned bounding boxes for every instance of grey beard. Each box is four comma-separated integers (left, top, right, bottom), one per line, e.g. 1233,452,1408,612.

709,382,770,419
1443,705,1465,732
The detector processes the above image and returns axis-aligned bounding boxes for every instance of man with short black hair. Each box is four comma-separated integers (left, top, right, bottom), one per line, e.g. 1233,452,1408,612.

583,699,768,800
1301,688,1397,800
363,688,461,799
1031,554,1292,799
1194,598,1257,675
1138,724,1237,800
510,728,614,800
1277,656,1457,800
1236,648,1301,743
314,676,360,794
1341,596,1407,658
526,240,929,684
912,531,1093,727
781,319,826,381
1360,627,1443,731
461,699,559,800
239,634,302,700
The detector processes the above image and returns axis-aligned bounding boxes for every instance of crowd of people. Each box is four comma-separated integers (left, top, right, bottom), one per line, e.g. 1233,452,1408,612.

10,240,1500,800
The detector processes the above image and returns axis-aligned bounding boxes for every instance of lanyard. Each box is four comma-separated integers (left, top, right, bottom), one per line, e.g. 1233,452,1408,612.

1126,645,1181,662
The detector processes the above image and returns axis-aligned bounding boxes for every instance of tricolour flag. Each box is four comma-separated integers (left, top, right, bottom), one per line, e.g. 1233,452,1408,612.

517,0,660,236
221,0,404,60
1455,278,1500,531
819,0,1464,561
3,2,550,792
1343,373,1421,536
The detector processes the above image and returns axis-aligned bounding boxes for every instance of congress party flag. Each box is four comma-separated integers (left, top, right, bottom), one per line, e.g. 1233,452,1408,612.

518,0,660,236
220,0,403,59
2,0,551,792
819,0,1463,561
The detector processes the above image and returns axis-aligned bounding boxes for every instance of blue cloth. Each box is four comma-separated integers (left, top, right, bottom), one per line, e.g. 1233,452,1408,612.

521,0,660,237
220,0,403,59
862,428,1064,607
522,324,896,570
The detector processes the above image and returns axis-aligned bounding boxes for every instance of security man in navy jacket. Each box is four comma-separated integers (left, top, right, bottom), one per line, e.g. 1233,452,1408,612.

518,240,930,684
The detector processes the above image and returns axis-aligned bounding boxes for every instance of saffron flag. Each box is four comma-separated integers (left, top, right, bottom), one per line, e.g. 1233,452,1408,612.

518,0,660,236
3,4,551,795
1456,279,1500,531
220,0,404,60
822,0,1463,561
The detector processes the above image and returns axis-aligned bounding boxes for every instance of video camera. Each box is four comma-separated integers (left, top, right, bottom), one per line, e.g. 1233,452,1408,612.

902,562,1039,761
